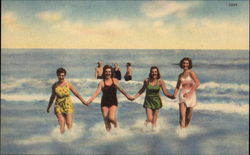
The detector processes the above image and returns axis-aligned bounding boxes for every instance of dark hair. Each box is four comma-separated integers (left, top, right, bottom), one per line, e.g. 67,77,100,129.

148,66,161,79
102,65,114,78
126,62,131,66
56,68,67,75
179,57,193,69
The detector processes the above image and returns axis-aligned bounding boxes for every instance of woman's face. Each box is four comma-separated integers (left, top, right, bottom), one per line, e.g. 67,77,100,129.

150,68,158,79
182,60,190,70
57,73,65,82
104,68,112,78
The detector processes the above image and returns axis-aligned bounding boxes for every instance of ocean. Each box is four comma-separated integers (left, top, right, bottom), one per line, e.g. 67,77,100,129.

1,49,249,154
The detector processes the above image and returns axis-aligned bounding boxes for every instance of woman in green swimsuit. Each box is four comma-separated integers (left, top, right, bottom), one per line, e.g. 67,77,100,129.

47,68,88,134
133,66,175,129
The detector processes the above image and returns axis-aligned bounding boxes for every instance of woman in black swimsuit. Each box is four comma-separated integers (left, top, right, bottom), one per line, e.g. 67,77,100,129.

87,65,133,132
114,63,121,80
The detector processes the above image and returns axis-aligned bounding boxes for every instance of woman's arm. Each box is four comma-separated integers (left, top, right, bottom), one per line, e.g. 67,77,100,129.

68,82,88,106
173,75,181,97
87,81,103,105
160,79,175,99
114,78,133,100
95,68,98,79
133,79,147,99
184,71,200,98
47,84,56,113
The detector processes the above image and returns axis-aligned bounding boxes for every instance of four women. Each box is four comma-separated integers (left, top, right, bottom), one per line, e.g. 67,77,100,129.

47,57,199,134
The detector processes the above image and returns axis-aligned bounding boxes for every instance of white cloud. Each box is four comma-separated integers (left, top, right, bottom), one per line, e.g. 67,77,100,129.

2,12,17,24
183,19,248,36
52,20,89,35
37,11,62,23
2,11,26,30
2,10,248,49
141,1,193,18
52,18,132,38
102,19,129,30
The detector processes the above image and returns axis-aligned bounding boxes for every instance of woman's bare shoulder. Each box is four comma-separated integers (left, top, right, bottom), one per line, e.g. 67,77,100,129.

112,78,119,84
99,80,104,85
52,82,58,88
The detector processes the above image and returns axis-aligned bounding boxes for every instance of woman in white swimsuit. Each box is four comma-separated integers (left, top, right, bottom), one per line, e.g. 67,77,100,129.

173,57,200,128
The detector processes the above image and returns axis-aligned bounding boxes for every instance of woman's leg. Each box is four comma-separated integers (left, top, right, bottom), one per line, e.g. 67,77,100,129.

145,108,153,127
65,113,73,130
108,105,118,128
56,113,66,134
179,103,187,128
185,107,193,127
101,106,111,132
152,109,160,128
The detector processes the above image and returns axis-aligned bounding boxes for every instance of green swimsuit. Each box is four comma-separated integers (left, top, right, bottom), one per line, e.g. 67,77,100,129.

143,81,162,110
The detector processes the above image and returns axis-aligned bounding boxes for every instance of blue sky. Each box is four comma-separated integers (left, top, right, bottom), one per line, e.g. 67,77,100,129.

2,0,249,49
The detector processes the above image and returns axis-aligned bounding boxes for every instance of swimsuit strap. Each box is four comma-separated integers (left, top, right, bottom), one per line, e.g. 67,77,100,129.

104,78,114,86
147,78,159,87
103,79,106,86
66,81,69,87
146,78,150,86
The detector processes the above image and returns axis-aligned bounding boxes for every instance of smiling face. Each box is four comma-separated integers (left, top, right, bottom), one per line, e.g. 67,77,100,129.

150,68,158,79
104,68,112,79
182,60,190,70
180,57,192,69
57,72,65,82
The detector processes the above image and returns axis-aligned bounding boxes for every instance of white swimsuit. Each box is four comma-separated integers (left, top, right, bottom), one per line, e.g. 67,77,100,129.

178,75,197,107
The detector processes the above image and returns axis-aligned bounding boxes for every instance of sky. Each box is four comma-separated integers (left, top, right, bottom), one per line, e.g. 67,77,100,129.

1,0,249,49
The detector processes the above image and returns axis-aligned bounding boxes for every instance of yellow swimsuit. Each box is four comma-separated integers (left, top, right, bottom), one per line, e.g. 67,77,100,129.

54,82,74,114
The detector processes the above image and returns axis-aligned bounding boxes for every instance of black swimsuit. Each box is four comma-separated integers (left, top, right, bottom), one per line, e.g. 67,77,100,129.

101,79,118,107
97,75,103,79
124,75,132,81
114,70,121,80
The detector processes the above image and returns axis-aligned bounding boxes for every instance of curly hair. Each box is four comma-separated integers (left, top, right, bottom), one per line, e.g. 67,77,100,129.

179,57,193,69
56,68,67,75
148,66,161,79
102,65,114,78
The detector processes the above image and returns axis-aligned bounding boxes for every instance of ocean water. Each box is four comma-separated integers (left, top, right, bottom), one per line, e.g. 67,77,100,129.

1,49,249,154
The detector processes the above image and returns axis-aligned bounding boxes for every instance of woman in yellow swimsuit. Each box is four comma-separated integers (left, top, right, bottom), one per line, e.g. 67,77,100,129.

173,57,200,128
47,68,87,134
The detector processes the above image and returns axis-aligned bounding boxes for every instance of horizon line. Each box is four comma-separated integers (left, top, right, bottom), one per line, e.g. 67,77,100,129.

1,48,249,51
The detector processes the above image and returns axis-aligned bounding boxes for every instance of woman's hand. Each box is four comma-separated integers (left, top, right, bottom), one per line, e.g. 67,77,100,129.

169,95,176,99
47,108,50,113
184,91,193,99
86,99,92,105
82,100,88,106
127,95,135,101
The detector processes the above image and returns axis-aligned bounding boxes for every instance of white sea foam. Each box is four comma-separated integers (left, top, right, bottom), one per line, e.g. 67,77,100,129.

199,81,249,92
51,123,85,142
2,78,249,92
14,135,52,145
1,94,49,102
135,97,249,115
130,117,170,134
1,77,249,115
14,122,85,145
175,125,207,139
2,93,248,115
87,117,171,146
